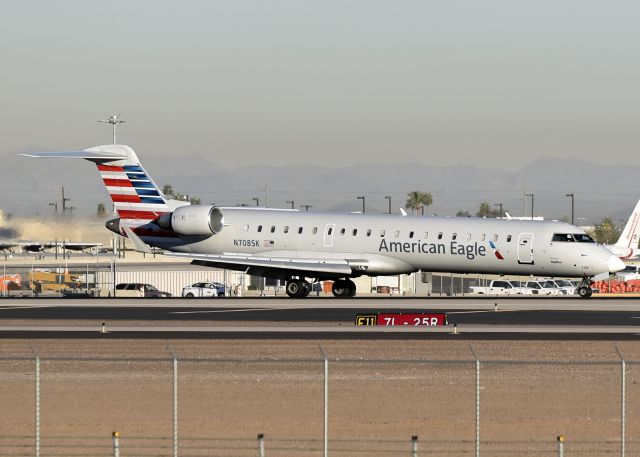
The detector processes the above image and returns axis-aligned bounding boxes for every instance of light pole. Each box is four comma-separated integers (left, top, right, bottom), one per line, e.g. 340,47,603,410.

565,193,575,225
49,202,58,213
357,196,365,214
385,196,391,214
300,204,312,212
525,193,534,220
98,114,125,144
286,200,295,210
252,197,259,207
494,203,503,219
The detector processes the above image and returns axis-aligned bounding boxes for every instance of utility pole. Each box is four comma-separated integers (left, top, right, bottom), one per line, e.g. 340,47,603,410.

98,114,125,144
286,200,295,210
525,193,534,220
252,197,259,207
301,204,312,212
61,187,70,214
49,202,58,214
494,203,503,219
385,195,391,214
357,196,365,214
565,193,575,225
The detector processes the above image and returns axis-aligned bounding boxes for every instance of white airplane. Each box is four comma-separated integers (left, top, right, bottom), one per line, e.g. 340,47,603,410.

23,145,625,298
604,198,640,260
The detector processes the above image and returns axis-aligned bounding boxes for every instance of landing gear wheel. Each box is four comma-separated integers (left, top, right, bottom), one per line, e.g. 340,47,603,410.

286,280,308,298
332,279,356,298
578,286,593,298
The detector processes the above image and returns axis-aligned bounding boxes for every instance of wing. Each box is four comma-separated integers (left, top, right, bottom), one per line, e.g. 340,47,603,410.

169,252,353,279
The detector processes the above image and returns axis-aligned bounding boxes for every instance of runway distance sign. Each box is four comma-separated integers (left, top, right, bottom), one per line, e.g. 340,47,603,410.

355,313,447,326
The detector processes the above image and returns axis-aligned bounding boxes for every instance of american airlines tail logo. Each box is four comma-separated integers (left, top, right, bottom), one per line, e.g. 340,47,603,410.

488,241,505,260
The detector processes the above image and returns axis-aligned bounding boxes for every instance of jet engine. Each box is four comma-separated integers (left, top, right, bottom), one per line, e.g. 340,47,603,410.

157,205,224,236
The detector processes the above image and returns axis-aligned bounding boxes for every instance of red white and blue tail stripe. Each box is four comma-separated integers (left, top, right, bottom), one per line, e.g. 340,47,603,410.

97,163,169,220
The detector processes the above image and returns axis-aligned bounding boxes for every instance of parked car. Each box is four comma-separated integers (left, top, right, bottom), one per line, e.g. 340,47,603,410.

616,265,640,281
525,280,558,296
182,282,226,298
508,280,536,295
114,283,171,298
469,280,520,295
550,279,577,295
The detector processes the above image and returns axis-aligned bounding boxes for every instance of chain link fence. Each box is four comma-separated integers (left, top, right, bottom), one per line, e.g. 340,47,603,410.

0,350,638,457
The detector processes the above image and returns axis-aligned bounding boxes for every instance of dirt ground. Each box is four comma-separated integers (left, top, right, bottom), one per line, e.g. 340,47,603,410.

1,338,639,456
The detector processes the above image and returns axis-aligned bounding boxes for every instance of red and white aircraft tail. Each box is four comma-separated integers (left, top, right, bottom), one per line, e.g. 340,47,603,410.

22,145,187,230
606,197,640,259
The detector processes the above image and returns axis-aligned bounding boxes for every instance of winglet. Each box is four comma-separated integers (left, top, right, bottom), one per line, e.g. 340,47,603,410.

123,226,153,254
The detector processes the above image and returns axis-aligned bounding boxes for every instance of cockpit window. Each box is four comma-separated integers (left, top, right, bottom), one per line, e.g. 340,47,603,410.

552,233,575,242
552,233,595,243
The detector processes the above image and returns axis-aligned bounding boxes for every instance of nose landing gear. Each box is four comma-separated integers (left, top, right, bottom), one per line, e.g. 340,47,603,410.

577,277,594,298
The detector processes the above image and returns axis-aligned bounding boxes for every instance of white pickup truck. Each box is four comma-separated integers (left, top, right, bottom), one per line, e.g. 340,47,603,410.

182,282,225,298
616,265,640,281
469,280,521,296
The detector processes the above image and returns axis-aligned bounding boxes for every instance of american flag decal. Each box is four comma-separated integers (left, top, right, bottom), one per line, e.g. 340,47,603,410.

263,240,275,247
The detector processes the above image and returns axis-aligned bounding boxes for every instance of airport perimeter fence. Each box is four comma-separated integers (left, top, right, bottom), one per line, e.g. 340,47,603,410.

0,262,250,298
1,350,640,457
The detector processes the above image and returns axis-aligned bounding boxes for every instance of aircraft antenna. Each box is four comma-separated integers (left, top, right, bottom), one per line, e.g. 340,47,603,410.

98,113,126,144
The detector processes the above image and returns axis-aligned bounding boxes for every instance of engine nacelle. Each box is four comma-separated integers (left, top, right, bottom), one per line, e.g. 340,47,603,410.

157,205,224,236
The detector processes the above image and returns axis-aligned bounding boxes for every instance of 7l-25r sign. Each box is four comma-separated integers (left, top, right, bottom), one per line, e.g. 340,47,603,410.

355,313,447,326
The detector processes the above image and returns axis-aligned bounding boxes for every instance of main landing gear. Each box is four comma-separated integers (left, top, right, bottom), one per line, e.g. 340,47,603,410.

284,278,357,298
331,279,356,298
285,279,310,298
577,276,594,298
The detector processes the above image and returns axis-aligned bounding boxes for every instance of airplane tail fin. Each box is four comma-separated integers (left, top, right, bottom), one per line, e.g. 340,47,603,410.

23,145,176,222
614,198,640,249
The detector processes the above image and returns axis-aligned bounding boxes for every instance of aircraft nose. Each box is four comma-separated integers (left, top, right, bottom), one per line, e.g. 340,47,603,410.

608,255,625,273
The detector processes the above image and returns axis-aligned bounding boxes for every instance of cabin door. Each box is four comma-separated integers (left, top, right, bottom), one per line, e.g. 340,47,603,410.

324,223,336,248
517,233,534,264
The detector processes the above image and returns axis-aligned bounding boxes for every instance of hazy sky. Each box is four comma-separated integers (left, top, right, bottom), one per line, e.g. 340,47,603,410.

1,1,639,170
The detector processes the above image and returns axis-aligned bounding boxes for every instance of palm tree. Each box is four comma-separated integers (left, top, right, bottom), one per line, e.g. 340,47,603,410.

189,196,201,205
162,184,174,198
405,191,433,215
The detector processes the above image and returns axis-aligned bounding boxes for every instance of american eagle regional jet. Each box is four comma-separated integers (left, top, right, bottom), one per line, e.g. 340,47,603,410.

24,145,625,298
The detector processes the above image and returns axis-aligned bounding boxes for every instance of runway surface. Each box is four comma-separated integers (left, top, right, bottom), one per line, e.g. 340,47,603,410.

0,296,639,339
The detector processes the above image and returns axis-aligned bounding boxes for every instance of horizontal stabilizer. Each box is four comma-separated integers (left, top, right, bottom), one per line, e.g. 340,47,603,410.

21,151,127,161
169,252,353,275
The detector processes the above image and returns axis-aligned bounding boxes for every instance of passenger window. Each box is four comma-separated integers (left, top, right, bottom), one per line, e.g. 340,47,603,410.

380,230,386,237
284,226,289,234
452,233,457,240
366,229,372,237
506,235,512,242
493,234,498,242
422,231,428,239
352,229,358,236
298,227,303,234
437,232,443,240
340,228,346,235
312,227,318,234
257,225,262,233
409,231,414,238
466,233,471,241
480,234,486,241
270,226,276,233
394,230,400,238
243,225,249,231
328,227,333,235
